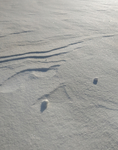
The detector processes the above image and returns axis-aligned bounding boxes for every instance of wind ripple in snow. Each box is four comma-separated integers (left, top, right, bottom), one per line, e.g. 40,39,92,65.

0,40,74,93
0,51,68,63
0,65,59,93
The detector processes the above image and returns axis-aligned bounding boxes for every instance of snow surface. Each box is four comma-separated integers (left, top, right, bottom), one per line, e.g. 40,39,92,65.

0,0,118,149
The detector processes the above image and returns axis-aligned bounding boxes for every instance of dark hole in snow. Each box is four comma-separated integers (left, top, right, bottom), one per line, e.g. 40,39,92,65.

40,99,49,112
93,77,98,85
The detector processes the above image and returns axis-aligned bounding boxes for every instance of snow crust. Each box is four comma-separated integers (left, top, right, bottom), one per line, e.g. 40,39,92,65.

0,0,118,149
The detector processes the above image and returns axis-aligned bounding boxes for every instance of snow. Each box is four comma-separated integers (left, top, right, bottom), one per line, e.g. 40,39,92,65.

0,0,118,149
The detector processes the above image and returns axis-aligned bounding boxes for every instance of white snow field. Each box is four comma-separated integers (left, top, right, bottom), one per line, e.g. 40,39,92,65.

0,0,118,149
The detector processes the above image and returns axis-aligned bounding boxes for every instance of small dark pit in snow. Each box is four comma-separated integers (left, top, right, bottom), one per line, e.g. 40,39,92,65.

93,77,98,85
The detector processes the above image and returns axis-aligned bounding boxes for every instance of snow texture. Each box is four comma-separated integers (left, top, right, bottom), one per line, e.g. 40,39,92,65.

0,0,118,150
